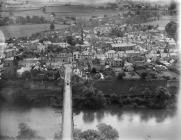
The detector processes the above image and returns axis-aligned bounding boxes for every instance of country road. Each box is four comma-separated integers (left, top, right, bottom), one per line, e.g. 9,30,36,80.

62,64,73,140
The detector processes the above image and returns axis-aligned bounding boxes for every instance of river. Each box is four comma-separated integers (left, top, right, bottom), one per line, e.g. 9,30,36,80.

0,106,178,140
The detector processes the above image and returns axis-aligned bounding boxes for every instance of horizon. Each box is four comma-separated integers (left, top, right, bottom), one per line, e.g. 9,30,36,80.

5,0,175,5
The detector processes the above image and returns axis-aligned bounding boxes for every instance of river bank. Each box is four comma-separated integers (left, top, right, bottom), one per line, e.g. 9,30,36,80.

0,79,178,110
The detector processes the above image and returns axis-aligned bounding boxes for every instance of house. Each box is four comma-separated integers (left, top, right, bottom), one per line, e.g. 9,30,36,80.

111,43,136,51
100,59,106,66
52,53,73,63
46,61,63,69
52,42,70,48
125,50,140,57
117,51,127,58
18,58,40,68
124,61,134,72
73,68,82,77
37,43,46,52
108,58,123,67
24,43,37,52
81,51,93,60
106,50,116,59
130,55,145,65
73,51,81,61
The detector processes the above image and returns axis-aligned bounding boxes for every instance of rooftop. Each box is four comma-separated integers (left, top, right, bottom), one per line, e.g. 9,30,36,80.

112,43,136,48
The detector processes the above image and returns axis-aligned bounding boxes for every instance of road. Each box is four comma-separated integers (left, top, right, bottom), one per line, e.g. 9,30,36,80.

62,64,73,140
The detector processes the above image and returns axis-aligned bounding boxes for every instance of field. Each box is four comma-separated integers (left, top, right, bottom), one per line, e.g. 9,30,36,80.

0,24,68,39
45,5,118,18
1,5,118,19
142,16,177,28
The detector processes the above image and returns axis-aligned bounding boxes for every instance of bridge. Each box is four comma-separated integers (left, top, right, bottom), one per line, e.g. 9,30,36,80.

62,64,73,140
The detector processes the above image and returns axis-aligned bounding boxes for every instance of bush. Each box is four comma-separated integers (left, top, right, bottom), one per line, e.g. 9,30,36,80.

117,72,125,80
50,23,55,30
74,84,106,109
165,21,177,40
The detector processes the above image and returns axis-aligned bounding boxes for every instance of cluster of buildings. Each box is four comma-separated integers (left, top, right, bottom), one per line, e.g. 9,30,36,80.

0,11,178,81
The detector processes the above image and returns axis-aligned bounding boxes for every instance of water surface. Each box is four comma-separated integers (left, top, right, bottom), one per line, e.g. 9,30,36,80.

0,106,178,140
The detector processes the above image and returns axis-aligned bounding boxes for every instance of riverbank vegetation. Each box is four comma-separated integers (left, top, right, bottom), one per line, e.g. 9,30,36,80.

71,75,177,110
0,80,64,108
0,122,119,140
0,74,178,110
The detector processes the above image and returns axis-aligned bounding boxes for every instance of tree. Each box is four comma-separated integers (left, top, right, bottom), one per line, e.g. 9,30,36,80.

76,82,106,109
142,88,152,98
110,27,124,37
91,68,97,74
168,2,177,11
54,124,119,140
140,72,147,80
50,22,55,30
42,7,46,13
97,123,119,140
26,16,31,23
79,130,102,140
148,87,171,109
66,36,76,46
17,123,43,140
155,87,171,102
165,21,177,41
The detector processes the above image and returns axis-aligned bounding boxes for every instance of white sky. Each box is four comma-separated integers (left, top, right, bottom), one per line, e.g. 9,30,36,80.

21,0,175,4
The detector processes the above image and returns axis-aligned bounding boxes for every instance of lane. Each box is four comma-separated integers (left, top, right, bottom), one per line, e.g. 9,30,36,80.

62,64,73,140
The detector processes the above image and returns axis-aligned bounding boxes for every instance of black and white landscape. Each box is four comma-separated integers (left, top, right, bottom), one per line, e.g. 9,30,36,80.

0,0,180,140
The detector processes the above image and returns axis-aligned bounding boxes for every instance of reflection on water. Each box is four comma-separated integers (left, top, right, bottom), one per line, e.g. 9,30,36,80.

0,107,62,139
0,106,178,140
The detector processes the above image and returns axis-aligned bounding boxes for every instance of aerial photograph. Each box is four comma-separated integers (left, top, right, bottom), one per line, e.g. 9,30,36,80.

0,0,180,140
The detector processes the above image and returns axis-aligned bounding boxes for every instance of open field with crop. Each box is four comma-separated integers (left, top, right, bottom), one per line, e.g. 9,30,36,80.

1,5,118,19
0,24,68,39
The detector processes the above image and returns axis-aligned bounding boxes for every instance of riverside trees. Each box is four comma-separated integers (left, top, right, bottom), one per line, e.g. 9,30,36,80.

54,123,119,140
